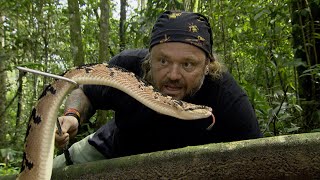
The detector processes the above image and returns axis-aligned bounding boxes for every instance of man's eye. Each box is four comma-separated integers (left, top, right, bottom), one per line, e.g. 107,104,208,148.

159,59,167,65
183,62,193,69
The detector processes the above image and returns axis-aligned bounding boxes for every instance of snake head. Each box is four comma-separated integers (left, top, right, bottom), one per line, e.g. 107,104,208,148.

171,100,212,119
185,105,212,117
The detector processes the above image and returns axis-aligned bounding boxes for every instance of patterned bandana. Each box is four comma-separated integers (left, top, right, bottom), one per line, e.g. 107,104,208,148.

150,10,213,60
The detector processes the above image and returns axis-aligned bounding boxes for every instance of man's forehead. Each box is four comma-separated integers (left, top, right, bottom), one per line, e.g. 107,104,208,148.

150,43,206,60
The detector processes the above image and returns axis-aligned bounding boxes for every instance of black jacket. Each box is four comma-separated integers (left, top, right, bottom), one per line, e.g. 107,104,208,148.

84,49,262,158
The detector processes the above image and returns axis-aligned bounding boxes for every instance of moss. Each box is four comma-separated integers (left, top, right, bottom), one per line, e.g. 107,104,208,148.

51,132,320,179
1,132,320,179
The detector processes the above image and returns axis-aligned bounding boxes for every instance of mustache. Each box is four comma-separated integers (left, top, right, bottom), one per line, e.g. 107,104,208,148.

162,79,184,87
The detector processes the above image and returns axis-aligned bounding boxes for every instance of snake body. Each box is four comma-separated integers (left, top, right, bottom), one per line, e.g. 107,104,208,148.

17,64,213,180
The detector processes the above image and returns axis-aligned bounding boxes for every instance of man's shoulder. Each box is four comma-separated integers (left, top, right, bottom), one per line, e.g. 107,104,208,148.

117,49,149,58
205,71,234,87
109,49,148,74
201,71,245,100
109,49,148,65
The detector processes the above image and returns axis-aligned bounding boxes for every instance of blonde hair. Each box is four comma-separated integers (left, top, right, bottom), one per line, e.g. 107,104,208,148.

141,52,226,84
207,53,227,80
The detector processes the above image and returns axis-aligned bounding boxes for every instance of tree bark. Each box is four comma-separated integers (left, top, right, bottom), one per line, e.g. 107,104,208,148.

43,15,50,85
0,15,7,147
68,0,85,66
30,2,40,101
3,133,320,179
51,132,320,179
119,0,126,52
96,0,111,128
99,0,109,63
139,0,146,11
11,72,23,144
183,0,198,12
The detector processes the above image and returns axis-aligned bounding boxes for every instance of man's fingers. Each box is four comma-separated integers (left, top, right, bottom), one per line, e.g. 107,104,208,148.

55,131,68,142
55,116,78,149
55,132,69,149
58,117,69,133
60,135,69,148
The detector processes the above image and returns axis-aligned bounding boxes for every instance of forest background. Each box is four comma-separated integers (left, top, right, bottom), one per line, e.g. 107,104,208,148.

0,0,319,175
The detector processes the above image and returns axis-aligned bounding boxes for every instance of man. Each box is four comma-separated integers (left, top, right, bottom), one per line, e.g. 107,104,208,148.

54,10,262,168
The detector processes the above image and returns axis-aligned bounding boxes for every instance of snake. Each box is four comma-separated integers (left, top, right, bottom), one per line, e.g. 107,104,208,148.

17,63,214,180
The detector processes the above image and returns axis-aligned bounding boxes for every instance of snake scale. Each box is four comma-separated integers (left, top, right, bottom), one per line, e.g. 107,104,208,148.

17,63,214,180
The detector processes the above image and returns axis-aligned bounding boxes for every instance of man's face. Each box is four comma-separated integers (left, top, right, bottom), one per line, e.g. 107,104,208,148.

150,42,208,100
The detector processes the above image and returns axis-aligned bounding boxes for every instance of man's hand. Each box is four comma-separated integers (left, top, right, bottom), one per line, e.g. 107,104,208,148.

55,116,79,149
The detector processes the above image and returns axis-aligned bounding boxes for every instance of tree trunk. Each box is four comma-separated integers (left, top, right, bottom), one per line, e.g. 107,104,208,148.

0,15,7,147
96,0,111,128
31,2,40,101
68,0,85,66
11,71,23,145
139,0,146,11
183,0,199,12
119,0,126,52
50,132,320,179
43,16,50,86
99,0,109,63
291,0,320,131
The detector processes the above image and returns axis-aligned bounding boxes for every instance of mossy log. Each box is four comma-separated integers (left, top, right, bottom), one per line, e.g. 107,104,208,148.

1,132,320,179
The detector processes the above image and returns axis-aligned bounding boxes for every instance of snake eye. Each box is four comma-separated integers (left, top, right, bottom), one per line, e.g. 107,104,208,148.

173,100,183,106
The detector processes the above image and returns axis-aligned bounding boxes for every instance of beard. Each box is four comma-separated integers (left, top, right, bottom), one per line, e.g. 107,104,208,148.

182,73,205,99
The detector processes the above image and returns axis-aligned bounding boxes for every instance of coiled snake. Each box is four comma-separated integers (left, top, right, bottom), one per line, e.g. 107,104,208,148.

17,64,214,180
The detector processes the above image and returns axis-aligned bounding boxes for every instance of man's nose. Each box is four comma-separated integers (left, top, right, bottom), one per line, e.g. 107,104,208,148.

167,65,182,81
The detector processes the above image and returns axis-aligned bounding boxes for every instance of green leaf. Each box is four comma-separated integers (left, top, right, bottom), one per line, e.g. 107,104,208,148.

283,59,306,67
15,63,45,70
286,126,300,133
254,9,270,20
311,128,320,132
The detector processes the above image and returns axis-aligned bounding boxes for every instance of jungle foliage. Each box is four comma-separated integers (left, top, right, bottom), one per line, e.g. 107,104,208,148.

0,0,319,175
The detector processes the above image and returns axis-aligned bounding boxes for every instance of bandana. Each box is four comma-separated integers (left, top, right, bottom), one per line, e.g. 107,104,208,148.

150,10,213,60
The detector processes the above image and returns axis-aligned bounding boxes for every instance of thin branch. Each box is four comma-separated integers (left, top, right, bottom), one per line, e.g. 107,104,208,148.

263,86,289,135
304,0,318,65
0,72,25,117
0,90,19,117
297,1,311,66
297,0,316,100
